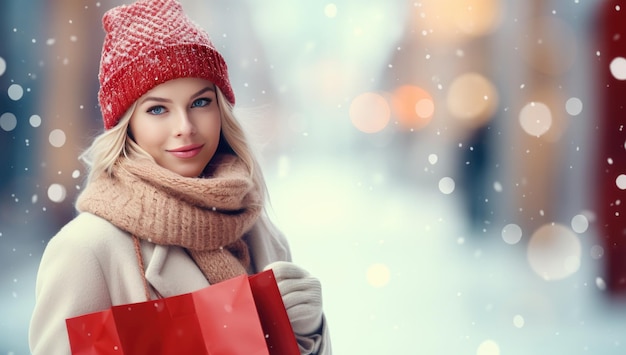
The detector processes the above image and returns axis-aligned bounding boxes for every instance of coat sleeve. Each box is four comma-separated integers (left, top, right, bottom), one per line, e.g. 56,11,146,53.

296,316,333,355
29,227,112,355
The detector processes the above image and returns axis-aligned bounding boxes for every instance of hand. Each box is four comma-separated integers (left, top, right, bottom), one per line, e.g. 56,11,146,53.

264,261,323,336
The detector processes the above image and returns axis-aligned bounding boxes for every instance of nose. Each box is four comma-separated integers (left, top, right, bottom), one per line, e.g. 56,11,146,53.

174,109,196,136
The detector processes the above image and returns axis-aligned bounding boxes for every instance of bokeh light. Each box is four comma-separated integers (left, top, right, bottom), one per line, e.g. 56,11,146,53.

513,315,525,328
501,223,523,245
518,101,552,138
565,97,583,116
570,214,589,234
476,339,500,355
29,114,42,128
8,84,24,101
610,57,626,80
428,153,438,165
391,85,434,131
527,223,581,281
349,92,390,133
49,129,67,148
0,57,6,76
324,3,337,18
446,72,498,127
47,184,67,203
366,263,390,287
596,277,607,291
438,177,455,195
0,112,17,132
616,174,626,190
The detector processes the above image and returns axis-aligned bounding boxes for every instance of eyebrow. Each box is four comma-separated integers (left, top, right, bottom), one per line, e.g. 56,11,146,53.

139,86,215,105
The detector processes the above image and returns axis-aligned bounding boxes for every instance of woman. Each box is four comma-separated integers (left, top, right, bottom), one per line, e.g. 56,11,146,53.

28,0,332,353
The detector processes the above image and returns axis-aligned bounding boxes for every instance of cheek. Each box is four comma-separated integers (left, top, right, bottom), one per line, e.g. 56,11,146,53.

130,118,165,149
197,114,222,137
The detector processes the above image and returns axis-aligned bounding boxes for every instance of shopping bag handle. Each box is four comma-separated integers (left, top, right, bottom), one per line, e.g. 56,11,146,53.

133,235,164,301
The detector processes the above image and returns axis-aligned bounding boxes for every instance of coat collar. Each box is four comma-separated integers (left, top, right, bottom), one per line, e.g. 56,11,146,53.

143,243,210,298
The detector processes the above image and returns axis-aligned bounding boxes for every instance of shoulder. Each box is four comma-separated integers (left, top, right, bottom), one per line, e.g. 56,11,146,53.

58,212,123,236
35,212,140,303
50,212,131,250
41,212,134,270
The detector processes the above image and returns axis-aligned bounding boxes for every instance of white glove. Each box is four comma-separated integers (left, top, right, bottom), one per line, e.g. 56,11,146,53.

264,261,323,336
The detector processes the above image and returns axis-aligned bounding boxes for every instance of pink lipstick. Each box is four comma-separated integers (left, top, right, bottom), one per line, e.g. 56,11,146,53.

167,143,204,158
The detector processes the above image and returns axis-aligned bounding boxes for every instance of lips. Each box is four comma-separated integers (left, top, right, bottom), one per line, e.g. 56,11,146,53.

167,143,204,158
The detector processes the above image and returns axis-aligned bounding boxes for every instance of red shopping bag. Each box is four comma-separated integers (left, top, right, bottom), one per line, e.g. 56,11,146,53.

249,270,300,354
66,270,299,355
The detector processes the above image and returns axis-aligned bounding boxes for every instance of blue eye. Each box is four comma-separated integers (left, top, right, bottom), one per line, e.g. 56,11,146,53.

191,98,211,108
147,105,166,115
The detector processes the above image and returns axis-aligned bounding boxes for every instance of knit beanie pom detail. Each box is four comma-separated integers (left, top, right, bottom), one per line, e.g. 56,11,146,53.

98,0,234,130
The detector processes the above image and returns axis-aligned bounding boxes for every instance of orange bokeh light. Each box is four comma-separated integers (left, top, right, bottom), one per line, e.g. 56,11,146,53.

391,85,434,131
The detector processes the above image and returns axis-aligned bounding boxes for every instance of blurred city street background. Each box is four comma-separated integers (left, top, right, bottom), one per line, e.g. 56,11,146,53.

3,0,626,354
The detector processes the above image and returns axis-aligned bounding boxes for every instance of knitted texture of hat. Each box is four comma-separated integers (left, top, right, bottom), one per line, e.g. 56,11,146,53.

98,0,235,129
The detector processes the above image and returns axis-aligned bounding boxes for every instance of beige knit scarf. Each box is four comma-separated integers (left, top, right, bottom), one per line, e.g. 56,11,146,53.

76,154,262,284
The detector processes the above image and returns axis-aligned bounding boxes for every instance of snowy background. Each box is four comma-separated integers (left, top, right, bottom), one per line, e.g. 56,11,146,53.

2,0,626,354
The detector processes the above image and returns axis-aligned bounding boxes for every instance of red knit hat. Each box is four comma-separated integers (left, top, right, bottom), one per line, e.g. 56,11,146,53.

98,0,235,129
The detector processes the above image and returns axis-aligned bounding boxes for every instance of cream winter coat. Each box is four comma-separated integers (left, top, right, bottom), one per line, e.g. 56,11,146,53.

29,212,331,354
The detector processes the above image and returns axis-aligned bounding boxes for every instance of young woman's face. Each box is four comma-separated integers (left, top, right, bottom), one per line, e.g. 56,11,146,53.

129,77,222,177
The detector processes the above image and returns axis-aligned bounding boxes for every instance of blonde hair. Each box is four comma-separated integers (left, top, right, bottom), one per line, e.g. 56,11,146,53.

79,88,268,202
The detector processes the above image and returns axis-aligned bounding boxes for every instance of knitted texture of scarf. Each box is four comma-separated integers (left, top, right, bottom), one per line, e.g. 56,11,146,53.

76,154,262,284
